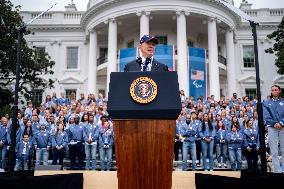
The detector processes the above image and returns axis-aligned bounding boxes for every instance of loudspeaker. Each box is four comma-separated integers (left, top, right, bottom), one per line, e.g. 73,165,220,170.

35,165,63,170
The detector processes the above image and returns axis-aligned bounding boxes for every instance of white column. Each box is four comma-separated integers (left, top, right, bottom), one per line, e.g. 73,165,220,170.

208,17,220,100
226,29,237,97
137,11,150,38
88,29,98,95
176,11,189,96
106,18,117,98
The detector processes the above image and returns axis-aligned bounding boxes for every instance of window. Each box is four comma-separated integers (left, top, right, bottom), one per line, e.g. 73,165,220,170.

127,40,134,48
156,36,167,45
245,88,256,100
66,89,76,101
30,89,43,106
67,47,78,69
243,45,255,68
97,48,108,65
99,48,108,58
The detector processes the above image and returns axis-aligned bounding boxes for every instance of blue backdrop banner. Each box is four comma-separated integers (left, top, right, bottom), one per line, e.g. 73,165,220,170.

119,47,137,72
188,47,207,99
119,45,174,72
154,45,174,71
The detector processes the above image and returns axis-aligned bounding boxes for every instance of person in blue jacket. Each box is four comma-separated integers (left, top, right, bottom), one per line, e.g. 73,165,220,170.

174,114,184,161
214,120,228,168
243,119,260,172
34,123,51,166
0,119,9,171
263,84,284,173
227,124,243,171
199,113,216,171
14,134,34,171
84,113,99,170
66,115,84,170
180,113,199,171
51,122,68,165
98,116,114,171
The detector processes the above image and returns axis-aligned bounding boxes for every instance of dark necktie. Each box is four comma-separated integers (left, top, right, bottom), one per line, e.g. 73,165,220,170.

143,58,152,71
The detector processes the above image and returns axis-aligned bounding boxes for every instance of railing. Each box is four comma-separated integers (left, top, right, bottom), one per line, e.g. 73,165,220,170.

97,56,108,66
218,55,227,66
31,13,52,19
64,13,82,19
270,9,284,16
244,11,258,17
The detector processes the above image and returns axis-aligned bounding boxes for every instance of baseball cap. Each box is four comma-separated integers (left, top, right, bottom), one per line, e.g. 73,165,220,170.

140,35,158,44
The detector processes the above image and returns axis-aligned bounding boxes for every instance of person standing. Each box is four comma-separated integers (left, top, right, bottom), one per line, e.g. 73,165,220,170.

98,116,114,171
84,114,99,170
263,85,284,173
51,122,68,166
66,116,84,170
199,113,216,171
214,120,228,168
174,114,184,162
14,134,34,171
181,113,199,171
124,35,168,72
0,119,9,171
243,119,259,172
227,124,243,171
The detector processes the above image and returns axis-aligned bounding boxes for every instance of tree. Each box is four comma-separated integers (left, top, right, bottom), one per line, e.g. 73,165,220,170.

0,0,55,104
265,16,284,74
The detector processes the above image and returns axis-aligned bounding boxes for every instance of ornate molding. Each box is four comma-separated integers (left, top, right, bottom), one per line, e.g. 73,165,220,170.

208,16,217,22
176,9,190,16
104,17,116,24
136,10,151,17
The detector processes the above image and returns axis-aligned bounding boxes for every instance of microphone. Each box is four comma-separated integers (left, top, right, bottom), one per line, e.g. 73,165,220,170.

136,57,142,64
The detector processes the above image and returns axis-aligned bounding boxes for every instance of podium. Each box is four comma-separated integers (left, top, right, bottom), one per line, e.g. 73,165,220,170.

108,72,181,189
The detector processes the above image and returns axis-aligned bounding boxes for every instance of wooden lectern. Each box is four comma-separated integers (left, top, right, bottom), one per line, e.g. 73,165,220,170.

108,72,181,189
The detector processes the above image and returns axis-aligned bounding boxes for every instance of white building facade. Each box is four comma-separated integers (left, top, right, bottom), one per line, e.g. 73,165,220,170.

21,0,284,101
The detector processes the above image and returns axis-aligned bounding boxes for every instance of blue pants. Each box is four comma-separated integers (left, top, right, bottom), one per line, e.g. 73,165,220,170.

215,143,227,164
228,147,242,171
182,141,197,170
14,155,29,171
35,148,49,166
268,127,284,173
201,139,214,170
85,142,97,170
99,146,112,171
0,146,7,169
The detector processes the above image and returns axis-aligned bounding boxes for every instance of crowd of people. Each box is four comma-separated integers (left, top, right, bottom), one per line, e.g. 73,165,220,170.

0,92,114,171
0,85,283,173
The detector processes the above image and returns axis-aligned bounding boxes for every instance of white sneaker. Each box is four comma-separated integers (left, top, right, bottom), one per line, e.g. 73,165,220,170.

223,163,227,168
218,163,222,168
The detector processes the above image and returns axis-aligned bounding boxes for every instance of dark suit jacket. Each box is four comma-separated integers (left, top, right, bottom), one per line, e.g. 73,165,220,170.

124,59,168,72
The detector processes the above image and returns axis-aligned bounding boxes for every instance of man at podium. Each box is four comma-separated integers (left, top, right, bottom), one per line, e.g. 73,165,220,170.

124,35,168,72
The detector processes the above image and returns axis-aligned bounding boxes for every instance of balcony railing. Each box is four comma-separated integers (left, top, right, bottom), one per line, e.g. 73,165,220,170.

97,56,108,66
218,55,227,66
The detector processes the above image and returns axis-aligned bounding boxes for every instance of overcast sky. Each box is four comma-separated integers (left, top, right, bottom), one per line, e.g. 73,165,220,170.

10,0,284,11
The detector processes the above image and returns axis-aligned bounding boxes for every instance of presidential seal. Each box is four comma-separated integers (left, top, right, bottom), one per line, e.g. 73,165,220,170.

130,77,158,104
